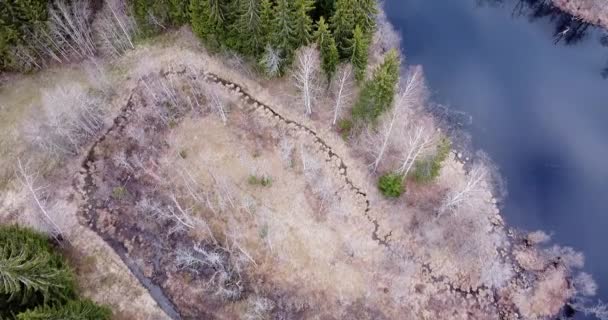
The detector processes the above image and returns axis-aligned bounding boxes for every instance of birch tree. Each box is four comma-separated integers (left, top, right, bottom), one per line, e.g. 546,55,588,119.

94,0,137,58
363,107,399,173
48,0,96,59
331,64,353,125
438,164,488,217
30,83,106,156
362,67,428,173
293,45,321,116
16,159,64,237
396,123,438,178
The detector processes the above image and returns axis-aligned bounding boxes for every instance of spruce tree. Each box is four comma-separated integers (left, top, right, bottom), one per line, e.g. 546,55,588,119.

271,0,296,61
190,0,226,49
234,0,263,55
132,0,169,36
314,17,339,82
350,25,369,82
259,0,274,49
354,0,377,36
0,226,75,318
312,0,336,20
16,299,111,320
167,0,191,25
352,49,400,124
330,0,355,58
291,0,315,48
0,0,48,70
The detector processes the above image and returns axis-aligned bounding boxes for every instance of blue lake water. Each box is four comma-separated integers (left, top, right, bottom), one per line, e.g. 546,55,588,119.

383,0,608,316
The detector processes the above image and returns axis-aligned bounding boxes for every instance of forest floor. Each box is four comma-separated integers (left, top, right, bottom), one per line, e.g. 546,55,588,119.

0,29,576,319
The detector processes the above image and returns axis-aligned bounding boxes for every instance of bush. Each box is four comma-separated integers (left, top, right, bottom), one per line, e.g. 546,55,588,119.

248,175,272,187
112,186,128,200
378,172,404,198
411,137,451,183
337,118,353,140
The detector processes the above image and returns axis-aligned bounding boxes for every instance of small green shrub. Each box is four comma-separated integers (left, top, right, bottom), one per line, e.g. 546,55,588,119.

337,118,353,140
248,175,272,187
378,172,404,198
111,186,128,200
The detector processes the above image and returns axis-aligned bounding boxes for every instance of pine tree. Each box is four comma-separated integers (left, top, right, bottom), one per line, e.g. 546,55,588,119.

352,49,400,124
271,0,296,60
234,0,263,55
354,0,377,36
258,0,274,49
349,25,369,82
16,299,111,320
0,226,75,318
314,17,339,82
190,0,226,49
291,0,315,48
330,0,355,58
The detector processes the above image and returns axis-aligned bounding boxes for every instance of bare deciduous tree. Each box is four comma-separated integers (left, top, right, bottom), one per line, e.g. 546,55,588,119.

48,0,96,59
361,107,399,173
395,122,438,177
331,64,353,125
438,164,487,217
94,0,137,58
175,244,246,301
293,46,321,116
15,159,64,237
30,83,106,156
204,85,228,124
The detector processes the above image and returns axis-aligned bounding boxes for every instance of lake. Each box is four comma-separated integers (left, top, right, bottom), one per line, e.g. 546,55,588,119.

383,0,608,317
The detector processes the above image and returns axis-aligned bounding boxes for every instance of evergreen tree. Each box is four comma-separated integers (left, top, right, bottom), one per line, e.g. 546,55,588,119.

312,0,336,20
258,0,274,49
167,0,191,25
271,0,296,61
16,299,111,320
234,0,263,55
330,0,355,58
352,49,400,124
314,17,339,82
132,0,170,36
190,0,226,49
0,0,48,70
349,25,368,82
0,226,75,318
354,0,377,36
291,0,315,48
